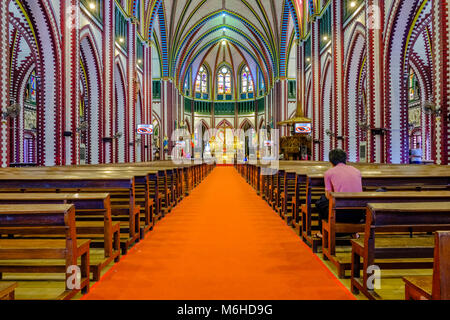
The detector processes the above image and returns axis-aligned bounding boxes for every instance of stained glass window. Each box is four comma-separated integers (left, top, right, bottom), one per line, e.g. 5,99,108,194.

184,73,190,93
25,70,37,103
409,68,419,102
195,66,208,96
218,66,232,95
241,66,254,94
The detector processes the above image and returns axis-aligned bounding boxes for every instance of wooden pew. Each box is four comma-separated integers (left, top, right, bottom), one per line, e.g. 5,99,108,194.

0,204,90,300
303,172,450,252
0,166,160,237
323,191,450,278
0,162,201,233
0,174,140,254
0,282,17,300
403,231,450,300
350,203,450,300
0,193,120,281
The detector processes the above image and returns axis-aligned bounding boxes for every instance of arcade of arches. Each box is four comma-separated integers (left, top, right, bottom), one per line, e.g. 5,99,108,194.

2,0,449,167
1,0,450,302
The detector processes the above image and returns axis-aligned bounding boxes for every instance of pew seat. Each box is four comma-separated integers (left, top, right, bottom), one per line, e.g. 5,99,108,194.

323,191,450,277
350,203,450,300
0,193,121,279
403,276,432,300
403,231,450,300
0,281,17,300
0,204,90,300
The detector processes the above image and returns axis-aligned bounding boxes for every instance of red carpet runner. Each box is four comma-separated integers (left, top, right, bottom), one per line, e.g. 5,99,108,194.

84,167,355,300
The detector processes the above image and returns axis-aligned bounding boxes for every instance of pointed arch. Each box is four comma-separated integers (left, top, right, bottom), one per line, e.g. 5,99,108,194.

344,23,366,162
114,60,127,163
7,0,64,166
80,26,104,164
383,0,426,163
216,63,233,98
216,119,233,129
238,63,255,97
240,118,255,130
259,118,265,130
135,89,144,162
321,55,333,161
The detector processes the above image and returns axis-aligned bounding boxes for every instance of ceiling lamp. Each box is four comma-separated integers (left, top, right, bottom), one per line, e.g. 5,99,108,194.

323,35,328,41
350,1,357,8
222,40,227,46
89,2,96,10
119,37,124,43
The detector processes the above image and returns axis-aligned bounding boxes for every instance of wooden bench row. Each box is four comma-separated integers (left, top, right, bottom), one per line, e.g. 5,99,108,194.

0,161,214,300
350,203,450,300
236,162,450,300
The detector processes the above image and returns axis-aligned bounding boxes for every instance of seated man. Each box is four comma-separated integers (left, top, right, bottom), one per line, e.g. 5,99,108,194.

316,149,364,239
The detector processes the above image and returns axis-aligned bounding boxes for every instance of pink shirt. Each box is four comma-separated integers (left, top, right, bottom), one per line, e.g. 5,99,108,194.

324,163,363,193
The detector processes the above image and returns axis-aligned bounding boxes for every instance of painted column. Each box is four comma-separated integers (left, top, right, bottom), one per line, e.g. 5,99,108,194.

103,0,115,163
311,18,322,161
366,0,385,163
0,0,10,167
332,0,344,150
127,19,137,163
279,78,289,137
297,41,305,117
62,0,80,165
143,43,152,161
432,0,450,164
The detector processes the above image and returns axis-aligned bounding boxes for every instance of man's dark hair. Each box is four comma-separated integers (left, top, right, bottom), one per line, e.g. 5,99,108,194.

329,149,347,166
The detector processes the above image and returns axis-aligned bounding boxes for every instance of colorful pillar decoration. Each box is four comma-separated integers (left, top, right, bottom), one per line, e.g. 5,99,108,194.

311,18,321,161
432,0,450,164
332,0,344,151
62,0,80,165
103,0,115,163
0,0,10,167
366,0,385,163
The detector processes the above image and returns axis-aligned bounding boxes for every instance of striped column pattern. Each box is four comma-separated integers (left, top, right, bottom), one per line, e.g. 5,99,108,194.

127,20,137,163
432,0,450,164
62,0,80,165
311,19,321,161
332,0,344,150
103,0,115,163
280,78,289,137
0,0,10,167
366,0,385,163
143,44,152,161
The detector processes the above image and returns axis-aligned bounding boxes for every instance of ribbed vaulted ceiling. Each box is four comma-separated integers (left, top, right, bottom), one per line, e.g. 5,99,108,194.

147,0,302,91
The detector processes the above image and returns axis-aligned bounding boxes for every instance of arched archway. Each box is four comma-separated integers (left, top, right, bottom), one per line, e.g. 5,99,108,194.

80,29,103,164
344,24,367,162
383,0,429,163
135,90,144,162
114,61,127,163
5,0,62,167
321,56,332,161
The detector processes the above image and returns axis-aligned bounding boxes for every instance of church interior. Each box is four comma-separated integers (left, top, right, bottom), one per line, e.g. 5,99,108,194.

0,0,449,301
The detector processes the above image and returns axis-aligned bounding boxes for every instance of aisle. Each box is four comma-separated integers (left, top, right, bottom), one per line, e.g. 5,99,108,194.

84,167,354,300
